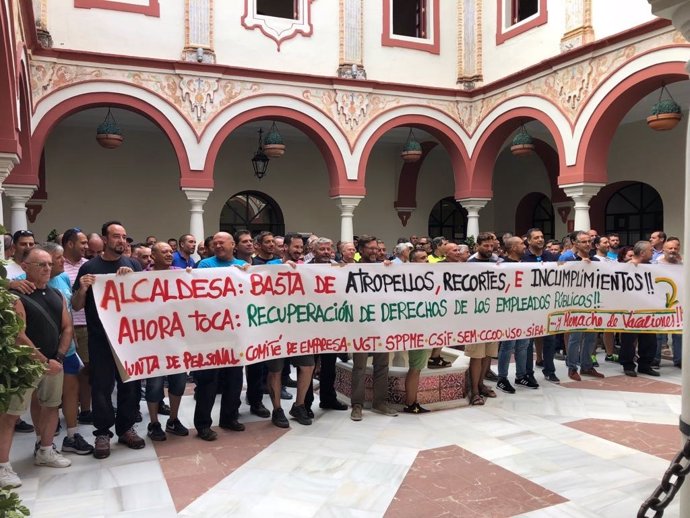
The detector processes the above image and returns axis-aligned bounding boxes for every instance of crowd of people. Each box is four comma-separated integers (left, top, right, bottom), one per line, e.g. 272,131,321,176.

0,223,682,489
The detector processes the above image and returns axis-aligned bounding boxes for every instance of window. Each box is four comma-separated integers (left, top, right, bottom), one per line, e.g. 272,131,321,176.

428,197,468,241
220,191,285,237
532,194,554,240
382,0,440,54
393,0,427,38
256,0,297,20
605,182,663,246
496,0,547,45
511,0,538,25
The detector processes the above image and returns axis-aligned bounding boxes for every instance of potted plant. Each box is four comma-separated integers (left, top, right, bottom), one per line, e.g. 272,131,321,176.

263,122,285,158
510,126,535,156
647,98,682,131
401,129,422,163
96,108,124,149
0,224,43,517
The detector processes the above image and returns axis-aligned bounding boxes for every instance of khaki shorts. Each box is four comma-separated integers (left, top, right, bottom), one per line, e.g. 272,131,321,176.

408,349,431,370
464,342,499,359
74,326,89,364
7,370,64,415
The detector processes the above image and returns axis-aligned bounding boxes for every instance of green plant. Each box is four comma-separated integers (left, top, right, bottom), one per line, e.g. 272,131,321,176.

0,489,30,517
46,229,58,243
402,138,422,152
651,99,681,115
464,235,476,251
96,119,122,135
263,126,284,145
512,127,534,146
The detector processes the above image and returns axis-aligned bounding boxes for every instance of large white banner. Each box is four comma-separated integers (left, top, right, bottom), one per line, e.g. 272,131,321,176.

91,262,684,380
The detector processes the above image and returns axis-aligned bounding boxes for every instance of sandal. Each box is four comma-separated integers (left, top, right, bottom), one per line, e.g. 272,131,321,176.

427,356,452,369
480,386,497,398
470,393,485,406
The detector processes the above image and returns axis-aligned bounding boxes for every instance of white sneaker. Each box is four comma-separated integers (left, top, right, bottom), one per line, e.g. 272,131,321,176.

0,464,22,488
34,445,71,468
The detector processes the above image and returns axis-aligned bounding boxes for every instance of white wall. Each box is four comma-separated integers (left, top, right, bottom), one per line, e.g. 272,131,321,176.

591,0,657,40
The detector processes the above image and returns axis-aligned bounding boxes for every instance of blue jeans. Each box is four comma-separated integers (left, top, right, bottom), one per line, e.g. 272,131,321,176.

525,340,534,375
541,334,559,376
656,333,682,365
498,339,528,379
566,332,596,371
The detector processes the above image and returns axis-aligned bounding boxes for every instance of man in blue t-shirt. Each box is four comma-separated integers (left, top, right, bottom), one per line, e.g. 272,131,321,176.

171,234,197,269
194,232,247,441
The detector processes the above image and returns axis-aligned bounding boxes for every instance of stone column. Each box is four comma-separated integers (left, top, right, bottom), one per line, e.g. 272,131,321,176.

561,183,603,231
332,196,363,242
0,153,19,258
646,2,690,514
183,188,212,245
457,0,483,88
458,198,489,239
182,0,216,63
337,0,366,79
3,184,36,234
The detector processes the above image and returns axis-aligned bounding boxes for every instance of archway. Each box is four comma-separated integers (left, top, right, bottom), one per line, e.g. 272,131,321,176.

219,190,285,236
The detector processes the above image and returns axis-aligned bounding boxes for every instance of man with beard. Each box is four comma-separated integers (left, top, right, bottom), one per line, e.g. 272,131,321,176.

172,234,197,269
73,221,144,459
305,237,349,414
350,236,397,421
131,244,153,270
606,233,621,261
654,237,682,368
253,232,282,265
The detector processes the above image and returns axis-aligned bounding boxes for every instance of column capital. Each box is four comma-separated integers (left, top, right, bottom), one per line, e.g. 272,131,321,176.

457,198,490,212
182,187,212,204
0,153,19,181
4,184,38,201
331,195,364,213
560,182,605,200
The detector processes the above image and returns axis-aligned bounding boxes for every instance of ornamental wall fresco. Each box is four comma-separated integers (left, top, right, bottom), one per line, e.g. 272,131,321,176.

29,27,686,147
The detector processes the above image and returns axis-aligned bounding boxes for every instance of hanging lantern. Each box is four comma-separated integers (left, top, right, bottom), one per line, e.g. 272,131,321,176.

263,122,286,158
647,84,682,131
510,125,534,156
401,129,422,163
96,108,123,149
251,128,270,179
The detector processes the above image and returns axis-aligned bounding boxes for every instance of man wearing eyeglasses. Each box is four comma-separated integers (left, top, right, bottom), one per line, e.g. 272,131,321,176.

0,247,74,488
73,221,144,460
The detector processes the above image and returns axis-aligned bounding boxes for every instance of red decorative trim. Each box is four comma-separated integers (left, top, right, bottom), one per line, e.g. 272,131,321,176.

394,141,437,212
496,0,548,45
201,106,358,197
562,60,688,186
74,0,160,17
396,210,412,227
7,69,33,183
357,115,471,200
0,0,20,155
26,204,43,223
382,0,440,55
468,107,568,199
29,92,192,189
241,0,314,51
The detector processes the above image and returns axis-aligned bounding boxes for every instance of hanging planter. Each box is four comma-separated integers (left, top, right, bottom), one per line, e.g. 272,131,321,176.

510,125,534,156
647,85,682,131
96,108,123,149
401,129,422,163
263,122,285,158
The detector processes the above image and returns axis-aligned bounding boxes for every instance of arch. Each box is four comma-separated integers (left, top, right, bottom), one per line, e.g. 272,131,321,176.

201,96,353,197
0,0,19,155
515,192,554,238
219,190,285,237
590,181,663,245
30,84,195,187
565,48,690,185
470,104,569,198
355,108,471,199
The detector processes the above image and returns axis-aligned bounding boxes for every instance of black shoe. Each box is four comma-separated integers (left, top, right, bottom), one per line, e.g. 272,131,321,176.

403,402,430,414
623,369,637,377
271,408,289,429
282,377,298,388
250,403,270,419
165,418,189,437
158,401,171,416
197,428,217,441
527,374,540,387
496,378,516,394
219,419,245,432
484,369,499,382
77,410,93,425
135,410,143,423
543,373,560,384
638,367,660,377
306,407,314,419
147,422,166,441
515,376,539,389
14,419,34,433
280,387,293,400
319,399,348,411
289,404,312,426
651,359,661,367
